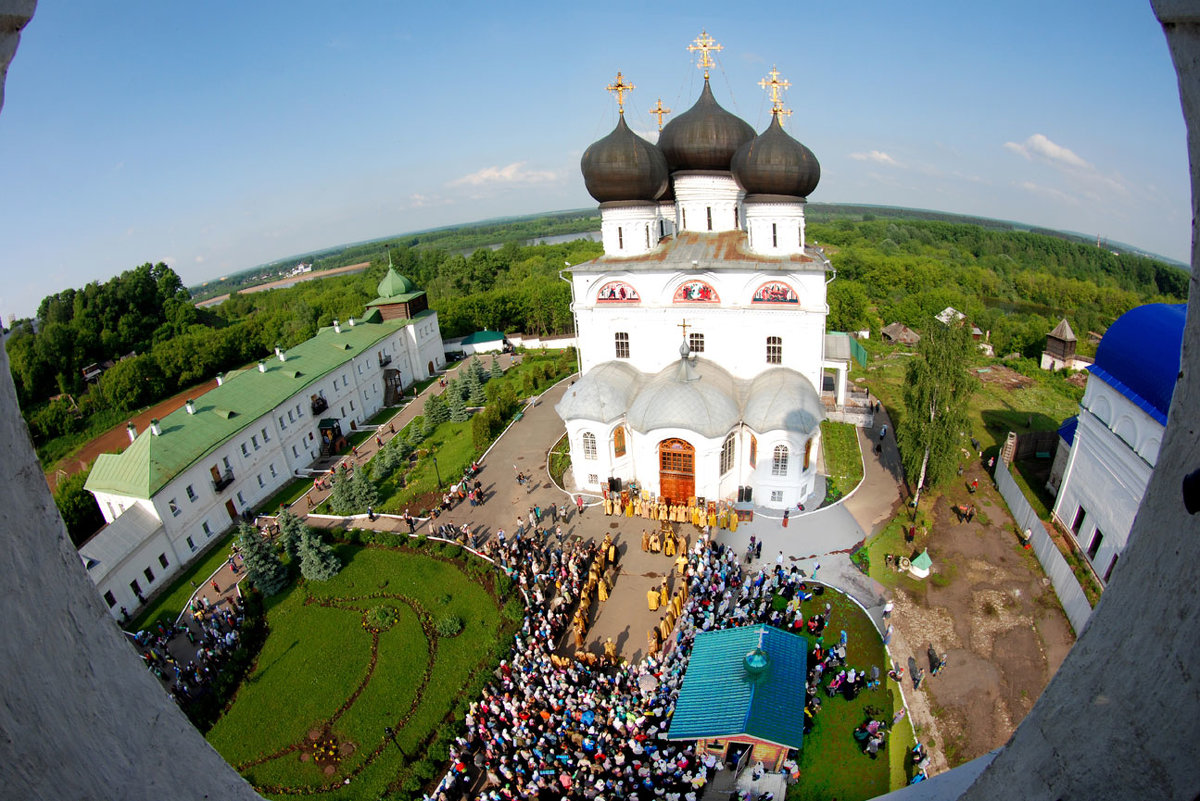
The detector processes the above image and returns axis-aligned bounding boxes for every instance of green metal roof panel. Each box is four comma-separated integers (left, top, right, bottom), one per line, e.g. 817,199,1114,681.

366,290,425,307
461,330,506,345
85,316,410,499
912,550,933,571
667,624,807,749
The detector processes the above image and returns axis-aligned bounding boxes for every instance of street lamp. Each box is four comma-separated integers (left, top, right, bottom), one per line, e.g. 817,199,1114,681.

384,726,404,757
431,454,442,489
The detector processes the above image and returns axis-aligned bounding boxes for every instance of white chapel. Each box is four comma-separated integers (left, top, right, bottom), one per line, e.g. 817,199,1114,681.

556,37,848,511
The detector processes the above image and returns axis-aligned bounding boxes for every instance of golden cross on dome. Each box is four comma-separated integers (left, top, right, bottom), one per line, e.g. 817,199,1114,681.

678,319,691,338
759,65,793,120
649,98,672,130
688,30,723,79
606,71,635,114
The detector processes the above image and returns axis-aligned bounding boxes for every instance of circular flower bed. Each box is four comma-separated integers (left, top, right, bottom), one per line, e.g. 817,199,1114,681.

362,604,400,633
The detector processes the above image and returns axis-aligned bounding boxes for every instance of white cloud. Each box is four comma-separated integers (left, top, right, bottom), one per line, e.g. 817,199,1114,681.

1003,133,1090,169
194,255,205,263
449,162,559,187
1016,180,1079,205
849,150,900,166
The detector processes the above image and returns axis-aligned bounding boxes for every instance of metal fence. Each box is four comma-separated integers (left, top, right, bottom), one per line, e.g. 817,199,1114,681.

994,464,1093,635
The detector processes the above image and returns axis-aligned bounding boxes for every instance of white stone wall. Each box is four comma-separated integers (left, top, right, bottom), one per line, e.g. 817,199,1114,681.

1052,378,1162,578
744,199,806,256
600,203,661,257
672,172,744,233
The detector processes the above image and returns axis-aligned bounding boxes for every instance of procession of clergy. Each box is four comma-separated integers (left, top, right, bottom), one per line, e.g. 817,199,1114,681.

602,491,741,533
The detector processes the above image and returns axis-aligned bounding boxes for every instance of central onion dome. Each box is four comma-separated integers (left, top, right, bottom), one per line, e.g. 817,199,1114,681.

580,115,669,203
731,114,821,197
658,79,755,172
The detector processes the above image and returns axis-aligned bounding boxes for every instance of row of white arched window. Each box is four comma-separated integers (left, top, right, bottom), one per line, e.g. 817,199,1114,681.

615,332,785,364
582,429,805,476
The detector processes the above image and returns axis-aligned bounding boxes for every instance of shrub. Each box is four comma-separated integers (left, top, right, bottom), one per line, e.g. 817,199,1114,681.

435,615,464,637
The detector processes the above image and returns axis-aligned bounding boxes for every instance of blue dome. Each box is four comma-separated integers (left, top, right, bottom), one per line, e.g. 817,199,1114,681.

1091,304,1187,425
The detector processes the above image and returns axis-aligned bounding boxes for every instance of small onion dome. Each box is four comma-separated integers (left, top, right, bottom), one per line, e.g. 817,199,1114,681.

376,266,417,298
744,647,771,677
580,115,669,203
658,79,755,172
731,114,821,197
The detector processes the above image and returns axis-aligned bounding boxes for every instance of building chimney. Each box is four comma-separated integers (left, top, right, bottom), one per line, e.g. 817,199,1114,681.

258,360,266,373
348,316,355,327
276,345,286,362
126,422,137,442
150,418,161,436
185,399,195,415
333,319,341,334
215,373,224,386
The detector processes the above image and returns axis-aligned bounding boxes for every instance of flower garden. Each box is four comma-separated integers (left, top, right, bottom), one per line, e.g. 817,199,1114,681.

205,539,520,800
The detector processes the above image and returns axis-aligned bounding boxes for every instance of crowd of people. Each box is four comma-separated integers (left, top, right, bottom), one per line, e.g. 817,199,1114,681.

424,526,912,800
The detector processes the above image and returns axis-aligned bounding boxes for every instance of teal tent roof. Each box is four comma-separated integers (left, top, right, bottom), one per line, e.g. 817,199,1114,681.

667,624,807,749
911,550,933,571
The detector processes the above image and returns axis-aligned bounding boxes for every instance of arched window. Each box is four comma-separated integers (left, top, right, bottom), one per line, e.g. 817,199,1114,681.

614,332,630,359
720,434,736,475
766,336,782,364
804,438,813,470
772,445,789,476
749,435,758,468
613,426,626,458
582,432,597,460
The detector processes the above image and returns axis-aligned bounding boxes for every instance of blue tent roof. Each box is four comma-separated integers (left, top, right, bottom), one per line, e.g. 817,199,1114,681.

1090,304,1186,426
667,624,807,749
1058,415,1079,446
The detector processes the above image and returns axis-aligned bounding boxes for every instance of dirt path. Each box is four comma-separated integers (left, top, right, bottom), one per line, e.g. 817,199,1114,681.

194,262,371,307
45,377,220,490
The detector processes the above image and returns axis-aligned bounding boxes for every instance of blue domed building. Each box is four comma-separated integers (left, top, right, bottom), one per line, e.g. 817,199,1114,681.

1052,303,1187,582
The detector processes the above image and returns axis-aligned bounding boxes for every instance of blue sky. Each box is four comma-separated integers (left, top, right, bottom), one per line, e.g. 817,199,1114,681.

0,0,1189,322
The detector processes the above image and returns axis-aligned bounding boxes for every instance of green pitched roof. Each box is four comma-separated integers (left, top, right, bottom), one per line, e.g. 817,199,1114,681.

85,315,410,500
460,330,506,345
667,624,807,749
911,550,933,571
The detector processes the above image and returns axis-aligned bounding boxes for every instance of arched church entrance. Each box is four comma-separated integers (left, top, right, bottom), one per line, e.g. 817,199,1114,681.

428,360,435,375
658,438,695,504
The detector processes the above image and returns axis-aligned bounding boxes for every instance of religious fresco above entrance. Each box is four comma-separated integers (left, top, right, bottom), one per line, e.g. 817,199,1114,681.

752,281,799,304
596,281,640,303
673,280,720,303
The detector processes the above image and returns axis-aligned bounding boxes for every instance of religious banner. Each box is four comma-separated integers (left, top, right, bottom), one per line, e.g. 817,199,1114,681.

673,280,720,303
752,281,799,304
596,281,640,303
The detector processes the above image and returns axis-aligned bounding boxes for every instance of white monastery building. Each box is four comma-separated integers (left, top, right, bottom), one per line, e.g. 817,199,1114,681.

556,51,849,511
82,267,444,618
1052,303,1186,583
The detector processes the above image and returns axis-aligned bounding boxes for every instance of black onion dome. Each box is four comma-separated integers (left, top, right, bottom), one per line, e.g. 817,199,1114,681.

580,115,669,203
731,114,821,197
658,79,755,172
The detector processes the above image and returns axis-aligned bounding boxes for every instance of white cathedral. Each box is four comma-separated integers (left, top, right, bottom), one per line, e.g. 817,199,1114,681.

556,43,849,511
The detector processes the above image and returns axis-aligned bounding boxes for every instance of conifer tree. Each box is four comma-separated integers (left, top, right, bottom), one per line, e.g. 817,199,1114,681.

328,470,379,515
448,386,471,422
464,369,486,406
489,354,502,379
425,391,449,425
405,415,429,446
237,522,289,596
298,529,342,581
276,507,305,559
470,356,488,384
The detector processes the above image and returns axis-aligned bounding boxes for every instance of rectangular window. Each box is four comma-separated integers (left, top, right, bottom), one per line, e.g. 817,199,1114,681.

333,378,339,390
618,226,623,249
350,399,355,411
261,427,270,443
186,536,196,552
241,443,249,457
582,432,598,460
185,484,196,501
340,406,346,417
236,491,245,505
1087,529,1104,561
223,456,232,471
292,445,299,458
169,499,180,517
158,553,169,569
645,227,650,248
279,415,287,430
689,333,705,353
251,435,260,450
1071,506,1086,535
295,403,302,418
682,208,686,228
734,207,739,228
257,474,264,488
1104,553,1119,582
129,579,141,597
270,463,277,478
288,409,295,423
103,591,116,608
771,490,784,502
588,474,599,485
143,567,155,584
615,332,630,359
766,336,782,365
706,207,713,230
201,521,211,536
772,223,778,247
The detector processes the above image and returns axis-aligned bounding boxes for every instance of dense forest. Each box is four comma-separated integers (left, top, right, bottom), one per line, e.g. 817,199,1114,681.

9,212,1189,468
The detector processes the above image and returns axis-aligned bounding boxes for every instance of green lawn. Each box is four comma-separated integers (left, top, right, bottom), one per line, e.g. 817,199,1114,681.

131,530,237,631
821,421,864,502
787,585,914,800
206,544,505,800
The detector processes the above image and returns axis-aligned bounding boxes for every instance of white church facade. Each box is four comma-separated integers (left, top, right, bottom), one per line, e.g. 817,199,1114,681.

556,51,847,511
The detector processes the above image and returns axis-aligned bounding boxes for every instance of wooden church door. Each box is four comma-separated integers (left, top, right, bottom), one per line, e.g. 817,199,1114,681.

658,439,695,504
